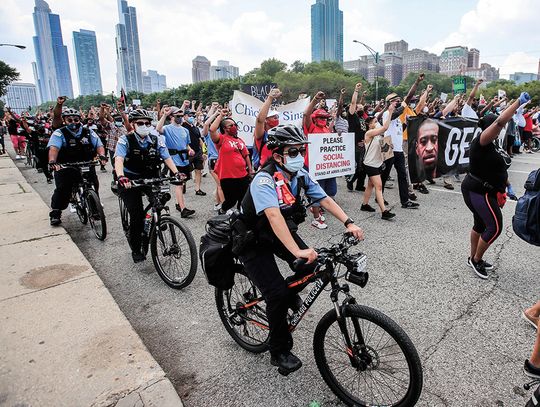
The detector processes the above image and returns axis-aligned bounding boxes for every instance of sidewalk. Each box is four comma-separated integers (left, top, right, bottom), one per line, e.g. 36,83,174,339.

0,148,183,406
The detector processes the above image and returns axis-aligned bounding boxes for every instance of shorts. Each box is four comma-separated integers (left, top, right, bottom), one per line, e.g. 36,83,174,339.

176,165,192,180
209,158,217,171
363,164,382,177
190,151,204,170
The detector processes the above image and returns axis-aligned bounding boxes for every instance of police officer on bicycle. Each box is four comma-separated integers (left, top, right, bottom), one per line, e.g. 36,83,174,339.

47,108,107,226
114,109,184,263
238,124,364,375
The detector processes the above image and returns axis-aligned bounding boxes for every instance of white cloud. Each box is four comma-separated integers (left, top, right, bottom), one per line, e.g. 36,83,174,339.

499,52,538,77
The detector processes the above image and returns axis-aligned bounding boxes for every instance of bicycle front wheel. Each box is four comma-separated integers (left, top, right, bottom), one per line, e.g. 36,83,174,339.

150,215,197,289
313,304,423,407
532,137,540,152
86,189,107,240
215,268,269,354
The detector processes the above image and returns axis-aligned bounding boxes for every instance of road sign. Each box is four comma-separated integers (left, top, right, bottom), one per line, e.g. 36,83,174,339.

453,77,466,94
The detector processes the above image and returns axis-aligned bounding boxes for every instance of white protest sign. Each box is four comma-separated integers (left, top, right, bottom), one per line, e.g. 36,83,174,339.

230,90,309,146
498,89,506,98
132,99,141,106
307,133,355,180
440,93,448,103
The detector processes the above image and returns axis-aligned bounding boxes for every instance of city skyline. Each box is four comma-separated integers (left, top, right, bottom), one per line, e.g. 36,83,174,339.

115,0,143,94
311,0,343,63
2,0,539,97
73,29,103,96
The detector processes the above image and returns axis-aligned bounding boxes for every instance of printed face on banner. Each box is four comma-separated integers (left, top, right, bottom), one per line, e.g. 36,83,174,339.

415,120,439,179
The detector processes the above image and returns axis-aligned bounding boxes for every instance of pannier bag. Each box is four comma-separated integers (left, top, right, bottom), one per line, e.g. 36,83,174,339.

513,168,540,246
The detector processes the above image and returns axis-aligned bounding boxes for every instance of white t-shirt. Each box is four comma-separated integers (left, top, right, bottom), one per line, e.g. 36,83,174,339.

382,111,403,152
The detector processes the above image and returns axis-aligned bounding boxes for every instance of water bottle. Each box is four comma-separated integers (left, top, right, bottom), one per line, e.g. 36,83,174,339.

143,211,152,235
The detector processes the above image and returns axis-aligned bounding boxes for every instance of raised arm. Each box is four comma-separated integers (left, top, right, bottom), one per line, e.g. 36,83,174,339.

442,93,461,117
203,103,220,136
366,104,395,141
255,87,282,141
349,83,362,115
336,88,346,117
466,79,483,106
52,96,65,129
303,91,325,130
480,93,530,145
415,84,432,115
156,106,171,134
479,98,495,117
210,109,226,144
404,73,424,105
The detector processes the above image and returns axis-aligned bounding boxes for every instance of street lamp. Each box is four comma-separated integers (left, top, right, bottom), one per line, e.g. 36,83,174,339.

353,40,379,101
0,43,26,49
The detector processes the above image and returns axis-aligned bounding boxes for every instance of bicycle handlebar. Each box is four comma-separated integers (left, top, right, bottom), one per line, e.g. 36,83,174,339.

129,176,179,188
293,233,360,269
58,160,99,169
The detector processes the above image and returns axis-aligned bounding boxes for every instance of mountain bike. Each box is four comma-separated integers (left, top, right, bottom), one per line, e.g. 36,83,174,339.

525,378,540,406
215,234,423,407
60,161,107,240
119,176,198,289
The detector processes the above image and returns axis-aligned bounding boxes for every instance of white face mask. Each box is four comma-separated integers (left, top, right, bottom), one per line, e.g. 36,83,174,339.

423,107,429,113
136,125,152,137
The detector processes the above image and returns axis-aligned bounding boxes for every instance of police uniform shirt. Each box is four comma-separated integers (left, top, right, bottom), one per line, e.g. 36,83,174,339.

114,133,171,176
47,126,103,150
162,124,191,167
250,168,327,215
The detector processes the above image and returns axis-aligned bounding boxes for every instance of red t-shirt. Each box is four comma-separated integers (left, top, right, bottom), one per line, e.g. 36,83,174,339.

255,132,272,168
524,114,533,132
303,123,330,167
214,134,249,179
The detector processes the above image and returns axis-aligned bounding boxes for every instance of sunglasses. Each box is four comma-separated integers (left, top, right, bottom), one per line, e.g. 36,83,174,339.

283,147,307,158
135,121,151,126
65,118,80,123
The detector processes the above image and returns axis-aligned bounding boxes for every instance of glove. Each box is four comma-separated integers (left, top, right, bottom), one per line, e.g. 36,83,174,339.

174,172,187,182
98,154,108,162
118,176,130,188
48,161,58,172
519,92,531,105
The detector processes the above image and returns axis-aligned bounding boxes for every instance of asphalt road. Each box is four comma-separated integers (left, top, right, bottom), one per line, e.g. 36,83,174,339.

16,152,540,407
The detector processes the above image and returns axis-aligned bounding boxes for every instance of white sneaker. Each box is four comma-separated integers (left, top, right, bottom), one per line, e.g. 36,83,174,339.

69,203,77,213
386,182,394,189
15,155,21,160
214,203,222,211
311,217,328,230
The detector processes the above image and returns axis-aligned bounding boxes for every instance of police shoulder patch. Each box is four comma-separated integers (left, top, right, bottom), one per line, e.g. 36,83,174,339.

256,175,274,187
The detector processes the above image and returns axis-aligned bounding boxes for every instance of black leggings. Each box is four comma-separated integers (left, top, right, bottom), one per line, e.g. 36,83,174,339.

220,176,250,212
461,181,503,244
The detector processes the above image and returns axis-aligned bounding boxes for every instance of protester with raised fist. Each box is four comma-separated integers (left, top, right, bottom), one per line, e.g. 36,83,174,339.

254,87,282,170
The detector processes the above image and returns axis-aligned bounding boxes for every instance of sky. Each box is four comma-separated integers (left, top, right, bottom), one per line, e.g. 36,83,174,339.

1,0,539,97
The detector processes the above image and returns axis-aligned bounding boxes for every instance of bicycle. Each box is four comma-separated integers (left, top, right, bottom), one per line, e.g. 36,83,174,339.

60,160,107,241
531,135,540,153
524,378,540,406
118,176,198,289
215,234,423,407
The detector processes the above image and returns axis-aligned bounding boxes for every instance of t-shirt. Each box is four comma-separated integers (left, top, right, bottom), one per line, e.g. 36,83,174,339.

399,105,416,142
382,111,403,152
47,127,102,150
183,123,202,152
468,136,510,192
250,168,326,215
254,132,272,169
162,124,191,166
214,134,249,179
524,113,533,132
204,133,218,160
346,111,366,148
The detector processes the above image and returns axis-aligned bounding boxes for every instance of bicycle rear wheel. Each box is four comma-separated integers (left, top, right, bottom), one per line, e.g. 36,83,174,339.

531,137,540,153
313,304,423,407
86,189,107,240
215,269,269,353
150,215,197,289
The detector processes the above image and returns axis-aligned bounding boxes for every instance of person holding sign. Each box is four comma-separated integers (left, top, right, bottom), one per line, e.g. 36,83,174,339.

253,88,282,169
303,91,335,230
461,92,530,279
361,105,396,220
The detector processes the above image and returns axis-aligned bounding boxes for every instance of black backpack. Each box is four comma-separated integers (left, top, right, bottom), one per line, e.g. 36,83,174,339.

513,168,540,246
199,214,240,289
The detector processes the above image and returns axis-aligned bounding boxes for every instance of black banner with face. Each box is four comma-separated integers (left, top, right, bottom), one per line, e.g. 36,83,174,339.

407,117,481,183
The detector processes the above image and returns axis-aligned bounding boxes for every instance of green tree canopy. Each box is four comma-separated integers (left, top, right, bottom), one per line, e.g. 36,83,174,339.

0,60,20,97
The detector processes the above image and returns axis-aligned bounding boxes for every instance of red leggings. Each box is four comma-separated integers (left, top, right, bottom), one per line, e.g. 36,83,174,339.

10,135,26,151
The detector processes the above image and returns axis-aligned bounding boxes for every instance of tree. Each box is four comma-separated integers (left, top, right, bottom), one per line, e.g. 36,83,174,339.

290,60,305,73
0,60,20,97
259,58,287,78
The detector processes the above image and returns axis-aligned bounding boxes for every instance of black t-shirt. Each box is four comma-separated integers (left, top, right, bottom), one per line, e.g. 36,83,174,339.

8,119,19,135
183,123,202,153
468,136,510,192
346,111,366,147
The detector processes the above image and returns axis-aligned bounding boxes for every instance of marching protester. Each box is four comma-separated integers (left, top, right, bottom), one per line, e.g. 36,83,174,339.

5,110,27,159
156,106,196,218
99,102,127,167
346,83,368,192
203,104,224,211
254,88,282,170
209,108,253,213
461,92,530,279
183,109,207,196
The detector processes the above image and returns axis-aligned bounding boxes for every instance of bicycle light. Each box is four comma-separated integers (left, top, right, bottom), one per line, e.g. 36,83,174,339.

345,253,369,288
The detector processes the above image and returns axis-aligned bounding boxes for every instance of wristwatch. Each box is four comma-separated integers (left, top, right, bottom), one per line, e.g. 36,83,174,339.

344,218,354,227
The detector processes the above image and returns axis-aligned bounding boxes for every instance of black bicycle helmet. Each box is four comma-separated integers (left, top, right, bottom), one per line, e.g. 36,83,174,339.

128,108,153,122
266,124,309,150
61,108,81,118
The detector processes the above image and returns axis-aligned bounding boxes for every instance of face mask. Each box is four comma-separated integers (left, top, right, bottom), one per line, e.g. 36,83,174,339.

267,118,279,128
283,154,304,173
115,121,123,127
423,107,429,113
410,103,416,109
315,118,327,127
174,117,183,124
67,123,81,132
187,117,195,125
228,124,238,137
136,125,152,137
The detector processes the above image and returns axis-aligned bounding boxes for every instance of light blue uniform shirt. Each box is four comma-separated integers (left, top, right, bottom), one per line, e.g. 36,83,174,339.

205,133,218,160
114,133,170,176
47,126,103,150
250,167,327,215
162,124,191,167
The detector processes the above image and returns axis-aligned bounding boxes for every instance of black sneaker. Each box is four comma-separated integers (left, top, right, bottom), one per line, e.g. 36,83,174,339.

427,179,436,185
402,201,419,209
270,352,302,376
49,210,62,226
132,251,146,263
195,190,207,196
381,210,395,220
409,192,418,201
346,181,354,191
468,257,488,279
181,208,195,218
524,359,540,379
417,184,429,194
467,257,494,271
508,193,518,201
360,204,376,212
384,200,389,206
355,185,365,192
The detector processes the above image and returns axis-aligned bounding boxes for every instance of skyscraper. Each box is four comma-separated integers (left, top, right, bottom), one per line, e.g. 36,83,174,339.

210,60,240,80
32,0,74,103
115,0,143,93
311,0,343,63
192,56,211,83
142,70,167,94
73,30,103,96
